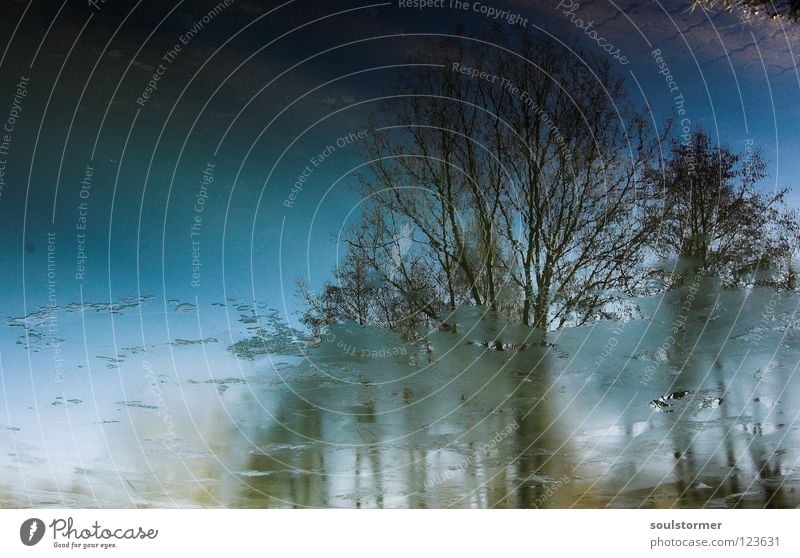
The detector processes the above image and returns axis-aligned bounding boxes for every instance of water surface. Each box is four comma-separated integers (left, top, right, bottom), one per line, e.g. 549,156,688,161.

1,279,799,508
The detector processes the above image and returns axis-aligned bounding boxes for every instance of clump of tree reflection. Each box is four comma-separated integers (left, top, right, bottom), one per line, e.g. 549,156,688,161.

299,33,798,340
285,32,800,509
646,130,799,288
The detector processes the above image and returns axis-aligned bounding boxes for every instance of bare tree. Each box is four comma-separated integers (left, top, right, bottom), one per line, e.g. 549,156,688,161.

648,130,799,284
299,205,445,337
341,34,661,330
487,36,661,328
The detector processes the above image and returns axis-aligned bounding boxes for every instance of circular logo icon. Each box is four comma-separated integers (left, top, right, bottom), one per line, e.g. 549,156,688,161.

20,518,45,546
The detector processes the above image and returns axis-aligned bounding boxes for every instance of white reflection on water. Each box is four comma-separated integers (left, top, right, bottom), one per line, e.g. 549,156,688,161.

1,279,799,508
